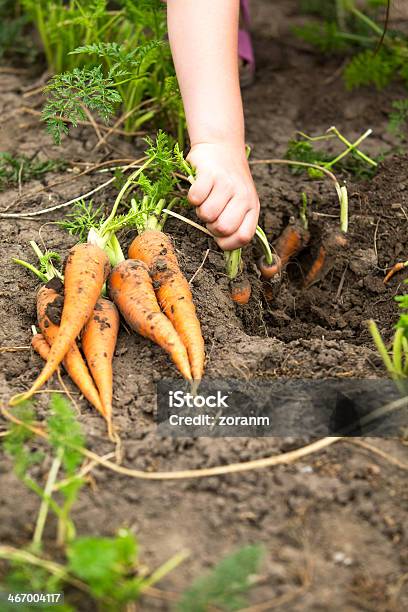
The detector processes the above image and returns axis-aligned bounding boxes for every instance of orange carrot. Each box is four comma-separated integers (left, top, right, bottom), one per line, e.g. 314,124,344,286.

11,243,110,404
384,261,408,284
303,246,326,288
82,298,119,435
35,283,106,417
258,224,310,280
230,278,252,305
109,259,192,380
275,224,310,267
129,230,205,381
303,232,348,288
257,255,282,280
32,333,51,361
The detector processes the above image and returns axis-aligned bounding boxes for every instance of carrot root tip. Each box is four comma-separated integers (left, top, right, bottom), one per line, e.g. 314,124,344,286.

9,392,31,406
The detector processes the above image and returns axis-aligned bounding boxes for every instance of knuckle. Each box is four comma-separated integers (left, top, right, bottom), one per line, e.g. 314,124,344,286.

237,228,253,244
213,220,230,236
197,207,216,223
188,190,201,205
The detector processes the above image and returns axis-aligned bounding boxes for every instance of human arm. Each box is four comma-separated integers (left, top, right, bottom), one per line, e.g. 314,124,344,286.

166,0,259,249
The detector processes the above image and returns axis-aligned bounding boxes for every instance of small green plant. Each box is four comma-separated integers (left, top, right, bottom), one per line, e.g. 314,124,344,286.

369,279,408,382
27,1,185,143
1,395,186,610
286,126,379,179
0,153,67,191
4,395,85,548
177,545,264,612
0,0,36,62
388,99,408,137
295,0,408,132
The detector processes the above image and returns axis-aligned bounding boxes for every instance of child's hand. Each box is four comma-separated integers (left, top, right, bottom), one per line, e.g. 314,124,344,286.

187,143,260,251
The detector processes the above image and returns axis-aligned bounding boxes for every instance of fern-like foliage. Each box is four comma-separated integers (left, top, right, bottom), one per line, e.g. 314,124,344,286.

286,139,331,174
294,22,350,53
388,99,408,136
344,48,399,90
0,152,66,190
178,545,264,612
59,199,105,241
42,66,122,144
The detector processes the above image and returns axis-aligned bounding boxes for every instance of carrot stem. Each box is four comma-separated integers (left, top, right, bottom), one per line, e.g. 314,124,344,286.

328,126,377,168
255,226,274,265
13,259,47,282
224,249,243,281
32,447,63,550
368,320,397,378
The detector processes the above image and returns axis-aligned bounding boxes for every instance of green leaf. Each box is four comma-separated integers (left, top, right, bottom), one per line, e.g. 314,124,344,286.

178,545,264,612
47,395,85,475
388,98,408,135
344,49,399,90
59,199,105,242
4,403,44,480
293,22,349,53
67,530,140,601
42,66,122,144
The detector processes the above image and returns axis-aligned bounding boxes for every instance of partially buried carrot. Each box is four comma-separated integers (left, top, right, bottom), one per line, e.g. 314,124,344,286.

35,280,106,418
109,259,192,380
303,245,326,288
11,243,110,405
303,232,348,288
82,298,119,436
258,223,310,280
230,278,252,305
384,260,408,284
129,230,205,381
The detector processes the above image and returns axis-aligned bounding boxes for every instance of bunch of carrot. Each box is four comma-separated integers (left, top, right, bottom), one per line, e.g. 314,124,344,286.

11,135,206,435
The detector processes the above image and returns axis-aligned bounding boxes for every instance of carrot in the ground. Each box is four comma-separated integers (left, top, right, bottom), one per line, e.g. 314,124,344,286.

230,278,252,305
303,232,348,288
11,243,110,404
275,224,310,268
82,298,119,436
258,224,310,280
384,260,408,284
257,255,282,280
303,246,327,288
128,230,205,381
35,281,106,417
109,259,192,380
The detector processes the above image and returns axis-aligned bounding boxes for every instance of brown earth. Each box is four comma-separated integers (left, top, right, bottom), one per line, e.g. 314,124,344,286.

1,1,408,610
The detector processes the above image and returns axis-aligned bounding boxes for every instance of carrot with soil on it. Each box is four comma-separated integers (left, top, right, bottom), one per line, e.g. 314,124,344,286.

82,297,120,435
258,221,310,280
303,245,326,288
384,260,408,284
61,133,205,379
109,259,192,380
11,242,110,405
31,332,52,362
303,232,348,288
230,278,252,305
12,243,108,429
128,230,203,380
36,280,106,418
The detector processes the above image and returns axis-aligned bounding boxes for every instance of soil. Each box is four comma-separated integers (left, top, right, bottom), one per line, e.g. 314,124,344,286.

1,1,408,610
